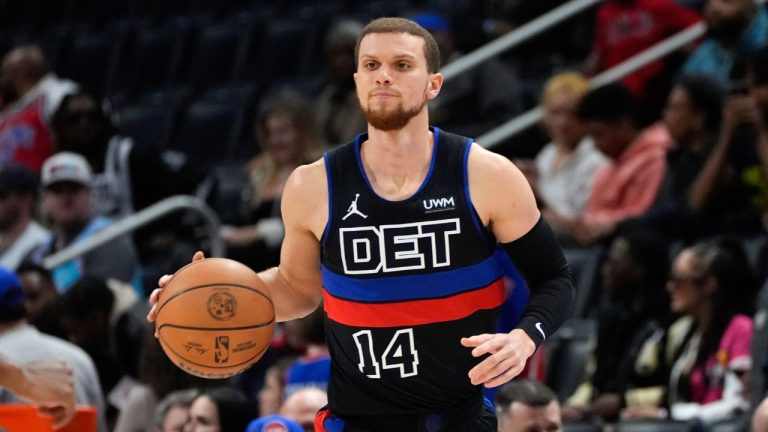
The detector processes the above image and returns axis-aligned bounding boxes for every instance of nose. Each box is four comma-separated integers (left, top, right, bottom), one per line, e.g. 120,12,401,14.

375,65,392,85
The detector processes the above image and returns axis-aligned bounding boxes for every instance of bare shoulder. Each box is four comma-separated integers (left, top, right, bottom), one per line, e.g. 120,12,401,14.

282,158,328,239
467,143,539,242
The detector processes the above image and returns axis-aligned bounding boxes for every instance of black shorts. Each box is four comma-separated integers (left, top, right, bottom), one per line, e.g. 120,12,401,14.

314,399,497,432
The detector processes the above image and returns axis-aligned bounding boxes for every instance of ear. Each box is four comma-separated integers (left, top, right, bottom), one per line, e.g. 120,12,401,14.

427,72,444,100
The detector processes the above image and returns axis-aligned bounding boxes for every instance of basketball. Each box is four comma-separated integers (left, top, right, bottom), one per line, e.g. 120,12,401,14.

155,258,275,379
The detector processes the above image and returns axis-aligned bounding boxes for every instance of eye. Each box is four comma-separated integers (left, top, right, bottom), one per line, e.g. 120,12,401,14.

395,61,411,70
363,61,378,70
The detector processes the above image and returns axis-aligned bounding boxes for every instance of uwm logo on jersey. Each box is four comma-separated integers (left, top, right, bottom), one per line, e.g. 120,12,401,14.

340,218,461,275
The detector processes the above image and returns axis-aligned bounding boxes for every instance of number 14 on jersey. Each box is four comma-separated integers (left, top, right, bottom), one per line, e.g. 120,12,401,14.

353,328,420,378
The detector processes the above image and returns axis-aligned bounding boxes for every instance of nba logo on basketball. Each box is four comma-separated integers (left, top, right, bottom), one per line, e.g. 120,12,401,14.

215,336,230,364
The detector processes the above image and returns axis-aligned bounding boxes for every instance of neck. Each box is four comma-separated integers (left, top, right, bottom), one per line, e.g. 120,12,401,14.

694,302,713,330
361,116,433,199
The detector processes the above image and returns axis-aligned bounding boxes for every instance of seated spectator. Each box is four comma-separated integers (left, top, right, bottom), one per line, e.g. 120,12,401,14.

0,45,77,171
563,230,671,423
16,263,65,339
682,0,768,84
51,92,203,217
30,152,140,291
58,277,147,427
585,0,700,118
247,414,303,432
314,20,367,148
284,305,329,398
624,239,757,425
0,267,106,432
495,379,563,432
151,388,199,432
620,74,725,241
523,72,608,240
0,164,50,270
689,46,768,236
187,387,253,432
219,91,322,272
280,387,327,432
258,357,297,417
571,83,671,245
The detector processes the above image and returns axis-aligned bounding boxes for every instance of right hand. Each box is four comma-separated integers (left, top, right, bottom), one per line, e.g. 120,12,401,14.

146,251,206,326
17,361,76,429
722,95,761,138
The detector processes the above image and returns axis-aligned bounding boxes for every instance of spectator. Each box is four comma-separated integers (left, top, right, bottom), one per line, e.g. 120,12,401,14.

585,0,701,116
754,395,768,432
31,151,140,291
413,12,524,138
621,74,725,241
0,267,106,431
526,72,608,240
279,387,328,432
0,45,77,171
51,92,202,217
258,356,297,417
219,91,322,272
572,83,671,245
495,379,563,432
563,230,671,423
16,263,65,339
0,164,49,270
625,239,757,425
58,277,146,427
688,46,768,236
151,389,200,432
0,353,75,429
186,387,253,432
284,305,330,398
247,414,303,432
314,20,367,147
682,0,768,84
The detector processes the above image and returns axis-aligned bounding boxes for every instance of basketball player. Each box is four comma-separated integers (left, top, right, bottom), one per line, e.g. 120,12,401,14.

150,17,573,431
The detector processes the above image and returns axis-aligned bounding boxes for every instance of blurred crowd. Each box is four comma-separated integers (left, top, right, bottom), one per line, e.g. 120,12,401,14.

0,0,768,431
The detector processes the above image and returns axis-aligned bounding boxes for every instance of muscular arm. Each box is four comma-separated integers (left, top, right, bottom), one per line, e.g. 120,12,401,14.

258,160,327,322
462,144,574,387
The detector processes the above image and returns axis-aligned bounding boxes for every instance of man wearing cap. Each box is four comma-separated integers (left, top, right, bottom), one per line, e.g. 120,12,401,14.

31,151,139,291
0,266,106,431
0,164,50,270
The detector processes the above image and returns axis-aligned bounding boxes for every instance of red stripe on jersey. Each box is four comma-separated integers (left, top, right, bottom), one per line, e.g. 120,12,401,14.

322,279,506,327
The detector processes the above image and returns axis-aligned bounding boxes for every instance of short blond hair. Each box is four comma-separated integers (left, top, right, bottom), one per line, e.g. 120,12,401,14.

541,72,589,105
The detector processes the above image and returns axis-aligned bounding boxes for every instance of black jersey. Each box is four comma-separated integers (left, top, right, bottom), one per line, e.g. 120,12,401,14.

321,127,505,419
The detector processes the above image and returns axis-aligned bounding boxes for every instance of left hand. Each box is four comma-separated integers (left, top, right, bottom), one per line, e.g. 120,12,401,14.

461,329,536,388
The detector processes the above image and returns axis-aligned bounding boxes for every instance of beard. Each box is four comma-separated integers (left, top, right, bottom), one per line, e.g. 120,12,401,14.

360,94,427,131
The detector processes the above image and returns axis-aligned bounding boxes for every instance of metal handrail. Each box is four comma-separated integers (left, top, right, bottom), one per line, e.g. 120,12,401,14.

441,0,603,81
477,21,707,148
42,195,224,269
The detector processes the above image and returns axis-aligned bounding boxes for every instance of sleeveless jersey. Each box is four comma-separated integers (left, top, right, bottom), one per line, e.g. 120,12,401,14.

321,127,506,417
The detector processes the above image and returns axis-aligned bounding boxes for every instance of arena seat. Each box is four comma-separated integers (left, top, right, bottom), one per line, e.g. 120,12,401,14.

544,318,596,402
0,404,97,432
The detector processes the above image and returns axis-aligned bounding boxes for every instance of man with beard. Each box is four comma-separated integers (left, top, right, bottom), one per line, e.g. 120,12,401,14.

149,17,574,431
682,0,768,84
0,164,50,270
0,45,77,171
689,46,768,236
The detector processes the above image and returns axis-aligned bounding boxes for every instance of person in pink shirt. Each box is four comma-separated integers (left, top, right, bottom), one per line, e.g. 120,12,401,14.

571,83,671,245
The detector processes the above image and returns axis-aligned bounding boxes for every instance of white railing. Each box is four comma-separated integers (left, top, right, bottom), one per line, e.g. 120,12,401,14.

477,21,707,148
42,195,224,270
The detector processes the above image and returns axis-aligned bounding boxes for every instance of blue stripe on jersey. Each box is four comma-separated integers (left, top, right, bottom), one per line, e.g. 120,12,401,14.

322,152,334,244
353,127,442,202
321,254,504,303
463,140,486,237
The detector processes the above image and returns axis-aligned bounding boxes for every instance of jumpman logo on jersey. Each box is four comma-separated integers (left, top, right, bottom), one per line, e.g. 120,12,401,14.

343,193,368,220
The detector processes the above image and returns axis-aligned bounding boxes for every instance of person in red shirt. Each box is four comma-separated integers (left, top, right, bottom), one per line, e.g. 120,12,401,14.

586,0,701,116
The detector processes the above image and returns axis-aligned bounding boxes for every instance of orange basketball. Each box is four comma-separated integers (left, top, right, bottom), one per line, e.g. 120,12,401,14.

155,258,275,379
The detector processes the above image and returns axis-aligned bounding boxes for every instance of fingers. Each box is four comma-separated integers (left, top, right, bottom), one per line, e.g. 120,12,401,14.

460,334,493,348
157,274,172,289
41,405,73,430
193,251,205,261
